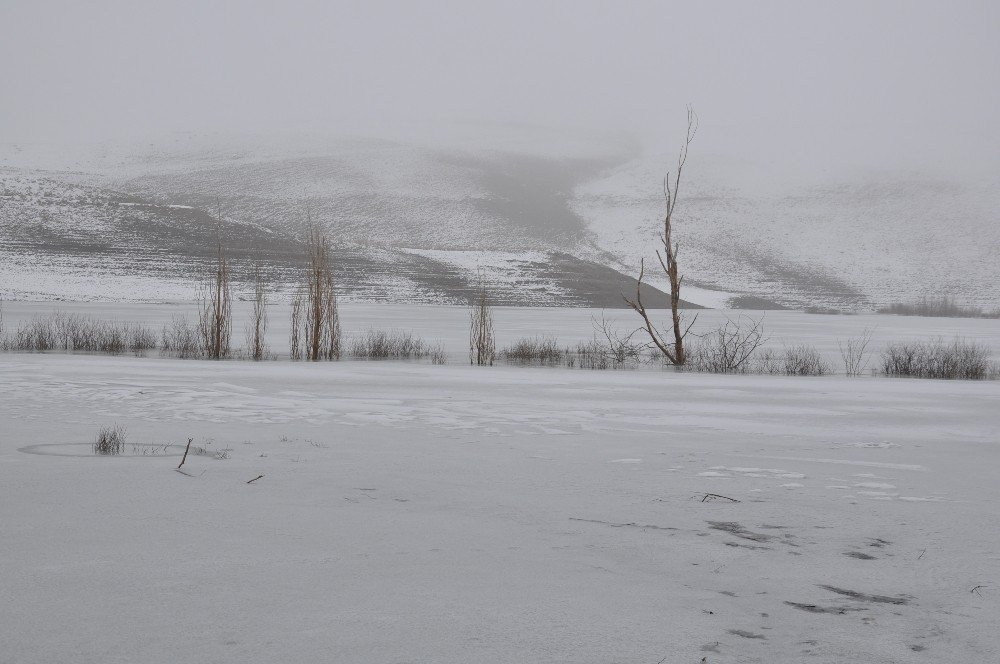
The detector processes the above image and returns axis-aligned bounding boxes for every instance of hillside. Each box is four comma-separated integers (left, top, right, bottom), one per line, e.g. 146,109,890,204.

1,129,996,310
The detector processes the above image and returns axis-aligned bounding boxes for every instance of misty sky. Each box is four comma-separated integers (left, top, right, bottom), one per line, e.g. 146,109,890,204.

2,0,998,176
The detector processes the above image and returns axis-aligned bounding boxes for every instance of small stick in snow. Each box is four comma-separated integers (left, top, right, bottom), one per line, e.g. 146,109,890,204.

702,493,740,503
917,549,926,560
246,474,264,484
971,585,986,597
177,437,193,469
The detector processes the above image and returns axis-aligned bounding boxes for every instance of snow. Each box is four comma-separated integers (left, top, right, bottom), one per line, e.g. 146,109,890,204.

2,304,999,663
570,153,1000,310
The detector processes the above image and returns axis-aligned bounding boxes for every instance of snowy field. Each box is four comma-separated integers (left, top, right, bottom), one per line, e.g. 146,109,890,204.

2,305,999,663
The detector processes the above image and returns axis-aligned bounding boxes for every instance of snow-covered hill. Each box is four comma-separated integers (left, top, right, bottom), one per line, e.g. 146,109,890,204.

1,128,996,310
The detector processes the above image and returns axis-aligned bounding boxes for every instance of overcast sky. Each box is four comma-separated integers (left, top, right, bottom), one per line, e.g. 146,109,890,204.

2,0,998,176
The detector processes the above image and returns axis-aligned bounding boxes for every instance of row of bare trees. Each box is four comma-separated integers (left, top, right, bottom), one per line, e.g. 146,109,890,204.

196,210,338,362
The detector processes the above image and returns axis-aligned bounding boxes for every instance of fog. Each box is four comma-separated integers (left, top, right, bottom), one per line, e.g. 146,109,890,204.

2,0,998,178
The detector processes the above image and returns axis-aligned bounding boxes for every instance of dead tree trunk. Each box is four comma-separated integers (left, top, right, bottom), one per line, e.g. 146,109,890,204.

289,295,303,360
624,106,698,366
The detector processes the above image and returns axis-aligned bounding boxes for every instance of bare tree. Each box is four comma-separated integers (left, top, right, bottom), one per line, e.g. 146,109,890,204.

245,266,270,361
300,221,341,361
289,295,303,360
469,274,495,366
198,216,232,360
624,106,698,366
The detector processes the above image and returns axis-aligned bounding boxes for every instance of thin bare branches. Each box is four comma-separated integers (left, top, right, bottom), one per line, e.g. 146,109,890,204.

593,312,645,365
839,327,874,376
687,315,766,373
246,266,270,361
469,274,495,366
198,206,232,360
624,106,698,366
295,219,341,361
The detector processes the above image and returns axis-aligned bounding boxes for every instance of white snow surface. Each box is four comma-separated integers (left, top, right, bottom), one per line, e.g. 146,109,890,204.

2,305,999,663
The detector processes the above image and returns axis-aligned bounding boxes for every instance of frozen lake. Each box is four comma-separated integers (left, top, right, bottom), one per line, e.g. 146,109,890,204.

1,304,998,662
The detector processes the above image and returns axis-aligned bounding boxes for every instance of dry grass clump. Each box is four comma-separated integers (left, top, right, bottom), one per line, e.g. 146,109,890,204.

5,312,157,355
349,329,433,360
878,296,999,319
571,338,612,370
94,424,126,455
161,315,202,358
751,345,830,376
881,338,993,380
779,344,831,376
430,345,447,365
500,337,563,365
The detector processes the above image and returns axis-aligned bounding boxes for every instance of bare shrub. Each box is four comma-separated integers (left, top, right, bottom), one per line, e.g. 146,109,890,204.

300,224,341,361
781,344,830,376
573,338,611,370
430,345,447,365
11,315,58,351
753,347,783,375
593,313,645,365
349,329,432,360
839,328,874,376
161,315,202,358
686,316,766,373
469,276,495,366
881,338,993,379
94,424,126,456
128,323,158,355
198,229,233,360
878,296,996,319
501,337,563,365
7,312,156,355
245,267,270,361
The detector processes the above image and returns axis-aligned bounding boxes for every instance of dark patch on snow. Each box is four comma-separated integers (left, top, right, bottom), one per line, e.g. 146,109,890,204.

724,541,772,551
708,521,774,542
784,601,867,614
818,585,910,605
845,551,877,560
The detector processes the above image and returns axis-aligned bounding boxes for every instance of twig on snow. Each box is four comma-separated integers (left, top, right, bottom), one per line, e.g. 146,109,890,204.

246,474,265,484
701,493,740,503
177,437,193,469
